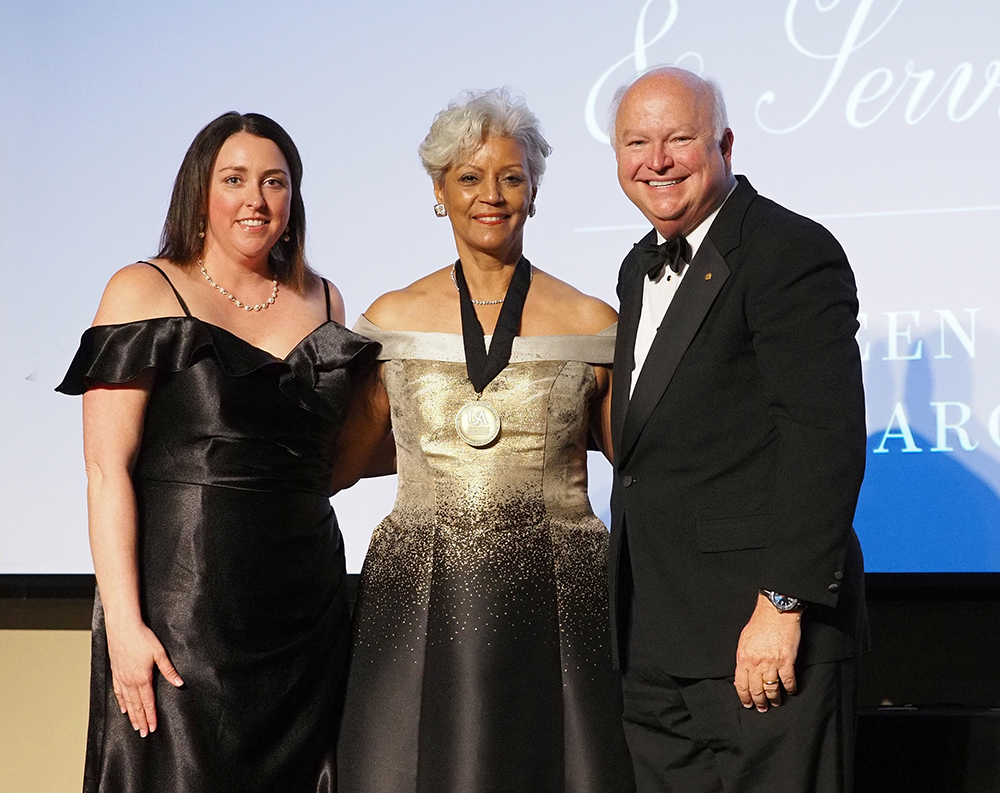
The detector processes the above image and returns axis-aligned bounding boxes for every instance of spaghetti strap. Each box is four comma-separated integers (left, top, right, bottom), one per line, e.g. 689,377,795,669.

141,261,192,317
322,278,332,322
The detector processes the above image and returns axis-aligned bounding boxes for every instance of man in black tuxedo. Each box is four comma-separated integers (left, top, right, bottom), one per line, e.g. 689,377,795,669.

608,67,868,792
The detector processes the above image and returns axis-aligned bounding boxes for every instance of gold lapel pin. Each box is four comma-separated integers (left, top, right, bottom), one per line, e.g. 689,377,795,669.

705,273,712,280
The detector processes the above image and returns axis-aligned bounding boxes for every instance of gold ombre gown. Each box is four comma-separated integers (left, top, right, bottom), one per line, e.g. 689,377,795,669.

338,317,633,793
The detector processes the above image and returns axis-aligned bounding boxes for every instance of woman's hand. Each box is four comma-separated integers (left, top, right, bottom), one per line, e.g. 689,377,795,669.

106,620,184,737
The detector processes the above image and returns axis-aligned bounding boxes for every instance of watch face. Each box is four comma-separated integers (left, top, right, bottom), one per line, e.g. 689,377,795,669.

760,589,801,611
770,592,800,611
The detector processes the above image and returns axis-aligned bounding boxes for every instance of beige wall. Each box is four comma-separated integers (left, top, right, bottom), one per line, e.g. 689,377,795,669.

0,601,91,793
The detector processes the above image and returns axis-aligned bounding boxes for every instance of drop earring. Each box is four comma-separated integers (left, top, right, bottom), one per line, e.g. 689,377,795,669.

283,228,291,242
528,203,536,218
434,203,447,217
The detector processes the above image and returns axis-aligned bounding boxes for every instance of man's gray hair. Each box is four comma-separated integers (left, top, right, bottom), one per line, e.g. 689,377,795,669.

418,88,552,189
608,66,729,145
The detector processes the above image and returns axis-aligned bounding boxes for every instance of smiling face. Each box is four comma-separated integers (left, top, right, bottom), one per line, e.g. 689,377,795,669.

614,70,734,240
434,136,535,264
204,131,292,267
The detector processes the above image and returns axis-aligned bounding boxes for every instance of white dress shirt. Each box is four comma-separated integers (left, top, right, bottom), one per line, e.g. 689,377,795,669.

630,185,737,396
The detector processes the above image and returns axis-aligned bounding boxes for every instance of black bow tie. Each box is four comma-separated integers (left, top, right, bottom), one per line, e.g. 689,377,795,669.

639,236,690,280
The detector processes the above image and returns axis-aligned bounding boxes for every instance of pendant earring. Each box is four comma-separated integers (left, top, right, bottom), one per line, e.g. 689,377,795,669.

528,203,536,218
198,220,205,239
434,203,447,217
283,228,291,242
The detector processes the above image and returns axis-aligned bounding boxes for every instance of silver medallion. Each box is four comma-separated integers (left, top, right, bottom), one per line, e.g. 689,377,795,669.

455,400,502,447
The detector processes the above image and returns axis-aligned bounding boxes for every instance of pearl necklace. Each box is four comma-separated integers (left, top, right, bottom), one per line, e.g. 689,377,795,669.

451,264,533,306
199,260,279,312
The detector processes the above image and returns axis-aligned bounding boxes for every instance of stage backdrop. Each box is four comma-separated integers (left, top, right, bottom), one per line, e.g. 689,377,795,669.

2,0,998,575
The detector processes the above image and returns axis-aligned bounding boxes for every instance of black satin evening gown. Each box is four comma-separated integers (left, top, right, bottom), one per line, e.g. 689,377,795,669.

57,267,378,793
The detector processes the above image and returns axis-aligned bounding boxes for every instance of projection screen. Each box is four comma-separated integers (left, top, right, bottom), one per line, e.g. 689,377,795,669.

2,0,998,575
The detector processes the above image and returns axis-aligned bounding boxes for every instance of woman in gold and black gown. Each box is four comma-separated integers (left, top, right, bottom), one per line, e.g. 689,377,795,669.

334,89,634,793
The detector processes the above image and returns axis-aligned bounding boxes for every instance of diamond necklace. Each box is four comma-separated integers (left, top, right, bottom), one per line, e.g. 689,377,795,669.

199,260,278,312
450,263,533,306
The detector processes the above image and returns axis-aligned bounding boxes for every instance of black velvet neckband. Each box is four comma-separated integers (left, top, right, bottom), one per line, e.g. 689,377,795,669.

453,256,532,393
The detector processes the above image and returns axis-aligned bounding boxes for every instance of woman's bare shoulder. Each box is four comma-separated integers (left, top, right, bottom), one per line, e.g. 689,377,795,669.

364,268,454,331
309,273,346,325
530,270,617,335
91,260,191,327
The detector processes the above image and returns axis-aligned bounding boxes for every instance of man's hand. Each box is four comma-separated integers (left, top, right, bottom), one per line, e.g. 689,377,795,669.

733,593,801,712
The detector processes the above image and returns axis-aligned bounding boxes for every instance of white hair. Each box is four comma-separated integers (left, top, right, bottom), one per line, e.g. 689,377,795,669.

418,88,552,189
608,66,729,145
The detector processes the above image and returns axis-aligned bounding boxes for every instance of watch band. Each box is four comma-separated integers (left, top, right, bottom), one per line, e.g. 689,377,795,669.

760,588,803,612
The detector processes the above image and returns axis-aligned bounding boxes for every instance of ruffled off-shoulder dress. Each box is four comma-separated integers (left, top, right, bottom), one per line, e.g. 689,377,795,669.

57,265,378,793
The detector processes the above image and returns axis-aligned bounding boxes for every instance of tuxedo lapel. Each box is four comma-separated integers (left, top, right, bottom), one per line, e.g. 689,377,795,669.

619,238,731,465
614,178,757,466
611,231,655,459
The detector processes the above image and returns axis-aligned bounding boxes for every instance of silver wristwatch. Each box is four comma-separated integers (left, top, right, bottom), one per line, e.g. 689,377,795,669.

760,589,804,612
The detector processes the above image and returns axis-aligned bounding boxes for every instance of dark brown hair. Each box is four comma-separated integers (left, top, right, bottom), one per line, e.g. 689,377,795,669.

156,112,312,290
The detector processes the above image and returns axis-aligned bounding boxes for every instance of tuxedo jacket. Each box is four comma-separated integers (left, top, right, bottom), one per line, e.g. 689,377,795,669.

609,176,868,678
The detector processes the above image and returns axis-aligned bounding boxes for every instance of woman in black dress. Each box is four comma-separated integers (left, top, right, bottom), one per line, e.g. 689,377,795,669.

58,112,377,792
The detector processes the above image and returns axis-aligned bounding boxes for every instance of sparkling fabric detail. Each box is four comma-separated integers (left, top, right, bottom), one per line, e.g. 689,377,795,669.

339,323,633,793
